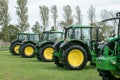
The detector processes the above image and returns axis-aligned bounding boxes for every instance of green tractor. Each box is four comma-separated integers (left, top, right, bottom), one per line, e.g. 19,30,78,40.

10,33,29,55
36,31,63,62
53,25,101,70
19,33,41,58
96,12,120,80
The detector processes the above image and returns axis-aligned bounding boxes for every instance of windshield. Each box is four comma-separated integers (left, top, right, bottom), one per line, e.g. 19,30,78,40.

119,29,120,37
42,32,63,42
66,28,73,39
49,33,63,42
42,33,48,41
81,28,91,42
66,27,91,43
29,34,40,42
18,34,28,41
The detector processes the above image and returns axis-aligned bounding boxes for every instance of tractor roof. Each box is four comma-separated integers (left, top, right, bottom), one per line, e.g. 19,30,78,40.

43,30,63,33
65,25,93,29
17,33,40,35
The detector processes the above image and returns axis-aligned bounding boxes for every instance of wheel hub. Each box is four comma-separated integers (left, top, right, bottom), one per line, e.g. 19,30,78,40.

68,49,84,67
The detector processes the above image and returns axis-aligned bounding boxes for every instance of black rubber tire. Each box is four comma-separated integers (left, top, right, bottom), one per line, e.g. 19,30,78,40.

10,42,21,55
39,44,54,62
19,43,36,58
53,55,63,67
98,69,120,80
62,45,88,70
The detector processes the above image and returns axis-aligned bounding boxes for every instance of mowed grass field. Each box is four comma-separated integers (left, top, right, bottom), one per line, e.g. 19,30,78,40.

0,50,102,80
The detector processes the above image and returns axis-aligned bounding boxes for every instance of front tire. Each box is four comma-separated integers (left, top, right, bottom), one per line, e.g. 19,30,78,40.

62,45,88,70
39,44,54,62
10,42,21,55
20,43,36,58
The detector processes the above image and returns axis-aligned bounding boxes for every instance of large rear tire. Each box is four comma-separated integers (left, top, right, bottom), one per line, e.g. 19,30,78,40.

62,45,88,70
39,44,54,62
98,69,120,80
10,42,21,55
20,43,36,58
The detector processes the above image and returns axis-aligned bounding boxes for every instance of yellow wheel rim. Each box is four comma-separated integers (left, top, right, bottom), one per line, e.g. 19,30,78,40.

111,71,120,78
68,49,84,67
24,46,34,56
14,45,20,54
43,47,54,60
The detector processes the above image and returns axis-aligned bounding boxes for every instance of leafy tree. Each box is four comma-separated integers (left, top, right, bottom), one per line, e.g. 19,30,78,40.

75,6,82,25
9,24,19,42
16,0,29,32
0,31,3,39
100,9,111,20
99,10,117,39
0,0,10,42
60,5,73,30
39,5,49,31
50,5,58,30
87,5,96,40
32,21,41,33
87,5,96,25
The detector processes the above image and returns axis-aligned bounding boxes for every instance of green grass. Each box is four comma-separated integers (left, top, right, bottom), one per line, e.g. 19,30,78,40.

0,50,102,80
0,46,9,51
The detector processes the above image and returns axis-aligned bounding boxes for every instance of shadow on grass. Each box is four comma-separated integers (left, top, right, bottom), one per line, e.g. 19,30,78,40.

44,65,67,71
84,65,96,69
45,64,96,71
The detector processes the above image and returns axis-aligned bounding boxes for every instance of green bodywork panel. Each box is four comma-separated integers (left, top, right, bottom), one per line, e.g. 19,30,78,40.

90,50,97,64
54,51,62,58
96,56,117,70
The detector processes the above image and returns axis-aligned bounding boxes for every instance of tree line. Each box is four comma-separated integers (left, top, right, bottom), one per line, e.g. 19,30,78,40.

0,0,118,42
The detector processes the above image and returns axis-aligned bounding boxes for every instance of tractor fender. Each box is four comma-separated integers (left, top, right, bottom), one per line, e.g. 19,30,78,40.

53,40,64,52
37,41,54,48
21,41,36,46
60,39,92,61
10,40,22,47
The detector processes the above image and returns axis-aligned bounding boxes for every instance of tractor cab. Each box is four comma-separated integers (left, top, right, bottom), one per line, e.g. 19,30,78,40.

96,12,120,80
64,25,92,45
17,33,29,41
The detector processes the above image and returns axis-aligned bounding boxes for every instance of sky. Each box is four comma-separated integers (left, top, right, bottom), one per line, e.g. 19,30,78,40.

8,0,120,31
